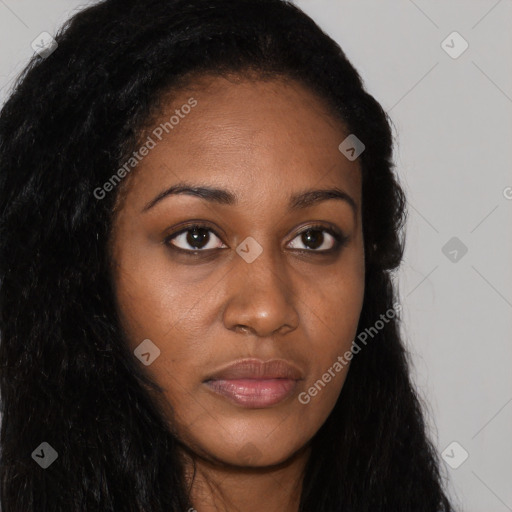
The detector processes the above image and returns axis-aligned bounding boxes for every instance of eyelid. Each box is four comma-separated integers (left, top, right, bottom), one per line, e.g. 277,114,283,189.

288,223,347,252
164,222,348,254
163,222,227,252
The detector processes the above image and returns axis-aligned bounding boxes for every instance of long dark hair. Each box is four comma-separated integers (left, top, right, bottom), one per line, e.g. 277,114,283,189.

0,0,453,510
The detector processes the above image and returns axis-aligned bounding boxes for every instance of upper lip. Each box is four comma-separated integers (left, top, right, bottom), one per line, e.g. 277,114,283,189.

204,358,304,381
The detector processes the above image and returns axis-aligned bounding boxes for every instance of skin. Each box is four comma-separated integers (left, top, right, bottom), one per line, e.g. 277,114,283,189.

110,74,365,512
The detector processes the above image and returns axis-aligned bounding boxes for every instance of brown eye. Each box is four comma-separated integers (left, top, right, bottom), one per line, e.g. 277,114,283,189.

287,225,346,252
165,225,227,252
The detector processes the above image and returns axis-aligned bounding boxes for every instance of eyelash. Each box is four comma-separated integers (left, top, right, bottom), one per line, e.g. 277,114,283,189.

163,222,348,255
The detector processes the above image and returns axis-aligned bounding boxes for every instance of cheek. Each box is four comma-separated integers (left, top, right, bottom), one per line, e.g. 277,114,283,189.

299,279,364,408
296,247,365,409
113,266,209,384
111,245,220,408
112,242,208,348
113,270,213,435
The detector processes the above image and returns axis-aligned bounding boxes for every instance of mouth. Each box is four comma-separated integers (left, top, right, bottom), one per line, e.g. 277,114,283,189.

204,378,299,408
203,358,303,409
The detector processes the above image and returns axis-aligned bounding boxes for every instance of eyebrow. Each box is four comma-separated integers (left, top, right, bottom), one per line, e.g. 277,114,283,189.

141,182,357,215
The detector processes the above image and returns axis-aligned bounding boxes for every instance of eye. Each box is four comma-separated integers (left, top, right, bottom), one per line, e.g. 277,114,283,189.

165,224,227,252
287,225,345,252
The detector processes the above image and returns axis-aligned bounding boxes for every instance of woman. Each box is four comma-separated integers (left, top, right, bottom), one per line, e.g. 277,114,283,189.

0,0,454,510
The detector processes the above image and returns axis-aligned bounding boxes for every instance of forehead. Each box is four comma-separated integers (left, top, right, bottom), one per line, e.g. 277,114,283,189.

118,75,361,211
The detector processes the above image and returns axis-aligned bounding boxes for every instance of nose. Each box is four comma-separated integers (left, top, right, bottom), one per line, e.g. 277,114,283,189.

222,246,299,338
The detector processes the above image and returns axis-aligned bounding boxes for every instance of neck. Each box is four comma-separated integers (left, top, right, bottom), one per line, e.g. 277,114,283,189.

180,444,311,512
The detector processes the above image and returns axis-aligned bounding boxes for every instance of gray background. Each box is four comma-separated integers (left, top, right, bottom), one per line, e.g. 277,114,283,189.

1,1,511,510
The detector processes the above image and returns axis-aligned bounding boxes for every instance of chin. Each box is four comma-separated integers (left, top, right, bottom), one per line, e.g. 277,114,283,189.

200,430,308,468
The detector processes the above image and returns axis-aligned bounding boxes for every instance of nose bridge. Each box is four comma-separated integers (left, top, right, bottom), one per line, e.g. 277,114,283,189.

222,239,299,336
239,240,285,291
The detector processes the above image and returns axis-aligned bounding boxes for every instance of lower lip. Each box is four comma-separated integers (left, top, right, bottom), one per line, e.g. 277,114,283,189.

204,378,298,408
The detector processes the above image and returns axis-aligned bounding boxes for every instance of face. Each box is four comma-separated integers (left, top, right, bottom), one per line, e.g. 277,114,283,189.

110,74,365,468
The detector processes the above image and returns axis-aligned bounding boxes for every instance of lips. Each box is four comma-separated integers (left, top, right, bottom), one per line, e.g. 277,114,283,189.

205,358,304,381
203,358,304,408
